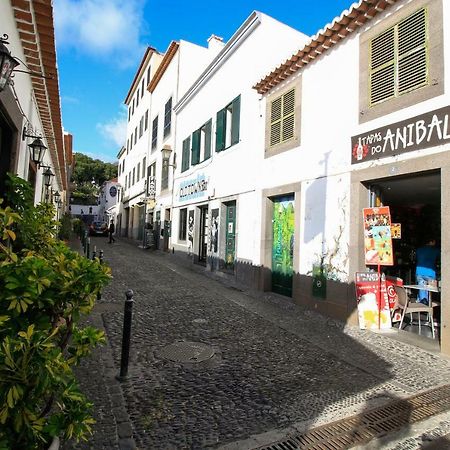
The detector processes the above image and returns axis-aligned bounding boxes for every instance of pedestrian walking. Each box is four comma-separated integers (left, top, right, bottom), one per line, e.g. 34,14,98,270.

108,220,115,244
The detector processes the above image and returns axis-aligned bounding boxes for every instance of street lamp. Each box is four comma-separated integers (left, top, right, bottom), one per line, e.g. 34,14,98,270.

42,167,54,187
0,34,19,92
161,145,176,169
53,191,60,203
28,137,47,166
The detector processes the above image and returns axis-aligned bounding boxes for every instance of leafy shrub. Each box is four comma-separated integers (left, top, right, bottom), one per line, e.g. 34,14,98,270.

58,213,72,241
0,174,111,449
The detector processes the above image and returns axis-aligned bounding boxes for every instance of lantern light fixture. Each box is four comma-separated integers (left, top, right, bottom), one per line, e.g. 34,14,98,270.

0,34,19,92
42,167,54,187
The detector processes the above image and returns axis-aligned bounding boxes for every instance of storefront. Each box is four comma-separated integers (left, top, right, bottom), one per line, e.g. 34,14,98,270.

349,106,450,354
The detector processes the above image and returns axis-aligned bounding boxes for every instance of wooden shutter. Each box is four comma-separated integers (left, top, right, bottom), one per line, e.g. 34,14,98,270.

204,119,212,160
231,95,240,145
216,108,226,151
270,97,282,146
282,89,295,142
182,137,190,172
191,129,200,165
398,8,427,95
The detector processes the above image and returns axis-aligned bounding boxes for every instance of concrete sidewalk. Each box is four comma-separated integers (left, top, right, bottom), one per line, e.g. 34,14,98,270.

64,237,450,449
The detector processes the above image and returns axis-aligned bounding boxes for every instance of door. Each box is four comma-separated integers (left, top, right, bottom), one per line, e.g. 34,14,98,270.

225,202,236,270
163,208,171,251
198,206,208,263
272,196,295,297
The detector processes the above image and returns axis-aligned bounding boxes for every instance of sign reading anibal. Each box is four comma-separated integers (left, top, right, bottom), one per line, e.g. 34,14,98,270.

179,174,208,201
351,105,450,164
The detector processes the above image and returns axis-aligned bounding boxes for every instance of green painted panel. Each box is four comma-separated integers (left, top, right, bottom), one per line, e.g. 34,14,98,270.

225,203,236,270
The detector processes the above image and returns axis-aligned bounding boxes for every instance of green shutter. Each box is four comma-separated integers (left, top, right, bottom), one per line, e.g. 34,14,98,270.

191,129,200,165
216,108,226,152
204,119,212,160
231,95,240,145
182,137,190,172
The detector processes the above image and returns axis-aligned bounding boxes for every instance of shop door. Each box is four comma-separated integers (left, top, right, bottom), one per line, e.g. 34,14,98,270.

225,202,236,270
272,196,295,297
198,206,208,263
154,210,161,250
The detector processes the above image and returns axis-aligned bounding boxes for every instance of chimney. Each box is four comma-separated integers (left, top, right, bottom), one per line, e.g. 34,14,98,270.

207,34,225,53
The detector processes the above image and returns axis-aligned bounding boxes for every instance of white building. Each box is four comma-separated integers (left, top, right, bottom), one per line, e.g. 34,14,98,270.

0,0,71,207
97,178,120,224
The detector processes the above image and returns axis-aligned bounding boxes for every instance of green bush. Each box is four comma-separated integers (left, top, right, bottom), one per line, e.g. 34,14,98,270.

0,174,111,449
72,218,84,239
58,213,72,241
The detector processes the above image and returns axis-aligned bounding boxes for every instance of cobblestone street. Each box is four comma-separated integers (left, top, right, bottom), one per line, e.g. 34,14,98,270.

65,237,450,450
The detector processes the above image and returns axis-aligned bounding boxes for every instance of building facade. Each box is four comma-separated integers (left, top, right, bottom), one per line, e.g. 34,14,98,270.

0,0,71,208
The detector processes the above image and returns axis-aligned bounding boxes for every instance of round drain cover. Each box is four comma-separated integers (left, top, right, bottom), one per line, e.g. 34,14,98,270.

155,341,215,363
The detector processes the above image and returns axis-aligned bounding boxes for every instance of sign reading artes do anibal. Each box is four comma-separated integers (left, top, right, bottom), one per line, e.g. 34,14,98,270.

351,105,450,164
178,174,209,201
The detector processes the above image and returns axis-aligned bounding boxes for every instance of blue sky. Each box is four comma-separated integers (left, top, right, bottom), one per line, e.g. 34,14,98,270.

54,0,354,163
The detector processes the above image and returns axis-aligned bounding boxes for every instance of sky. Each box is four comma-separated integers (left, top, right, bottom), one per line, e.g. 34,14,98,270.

54,0,355,163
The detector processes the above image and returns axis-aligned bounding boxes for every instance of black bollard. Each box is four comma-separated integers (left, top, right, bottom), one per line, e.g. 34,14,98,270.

86,237,90,259
117,289,134,381
92,249,97,260
99,249,104,264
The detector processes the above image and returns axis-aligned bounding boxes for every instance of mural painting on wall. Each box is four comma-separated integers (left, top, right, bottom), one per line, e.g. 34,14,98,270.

188,210,194,247
209,208,219,253
272,198,295,277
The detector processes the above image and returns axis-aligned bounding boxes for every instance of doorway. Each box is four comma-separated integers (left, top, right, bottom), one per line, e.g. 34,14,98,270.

198,205,208,264
271,195,295,297
224,201,236,270
163,208,171,251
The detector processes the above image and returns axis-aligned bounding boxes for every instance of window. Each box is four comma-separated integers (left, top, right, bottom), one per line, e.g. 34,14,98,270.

127,139,129,154
136,89,140,107
128,107,131,122
137,163,140,182
163,97,172,138
130,134,133,150
124,175,127,190
141,78,144,98
123,160,125,172
151,116,158,151
181,136,190,172
370,8,427,106
270,88,295,147
191,119,212,165
146,65,151,86
134,127,137,145
161,156,169,190
118,164,121,176
128,172,131,188
179,208,187,240
142,157,146,178
216,95,240,151
139,117,143,138
132,99,135,115
144,110,149,131
132,168,135,185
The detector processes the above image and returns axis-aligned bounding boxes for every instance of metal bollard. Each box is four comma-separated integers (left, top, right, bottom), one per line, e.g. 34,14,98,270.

116,289,134,381
92,245,97,260
86,237,90,259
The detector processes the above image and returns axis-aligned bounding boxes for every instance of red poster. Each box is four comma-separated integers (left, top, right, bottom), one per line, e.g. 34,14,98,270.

363,207,394,266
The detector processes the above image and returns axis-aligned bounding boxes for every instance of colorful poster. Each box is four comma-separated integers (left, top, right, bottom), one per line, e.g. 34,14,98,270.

209,209,219,253
355,272,391,330
391,223,401,239
188,210,194,244
363,207,393,266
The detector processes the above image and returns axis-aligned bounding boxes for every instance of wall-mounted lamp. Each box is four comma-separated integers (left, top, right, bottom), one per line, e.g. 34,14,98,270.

161,145,177,169
0,34,19,92
42,167,54,187
53,191,60,203
23,125,48,166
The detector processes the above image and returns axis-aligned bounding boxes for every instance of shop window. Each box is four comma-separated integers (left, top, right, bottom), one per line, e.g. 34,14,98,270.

191,119,212,165
370,8,428,106
269,88,295,147
181,136,190,172
163,97,172,138
179,208,187,240
216,95,240,152
151,116,158,151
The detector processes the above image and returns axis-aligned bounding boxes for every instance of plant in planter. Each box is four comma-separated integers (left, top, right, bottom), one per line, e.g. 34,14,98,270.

0,175,111,449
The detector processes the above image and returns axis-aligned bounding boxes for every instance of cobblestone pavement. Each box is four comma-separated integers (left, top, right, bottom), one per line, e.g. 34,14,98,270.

64,237,450,449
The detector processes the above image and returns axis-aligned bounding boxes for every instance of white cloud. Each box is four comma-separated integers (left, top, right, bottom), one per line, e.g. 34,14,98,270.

54,0,147,66
97,107,127,149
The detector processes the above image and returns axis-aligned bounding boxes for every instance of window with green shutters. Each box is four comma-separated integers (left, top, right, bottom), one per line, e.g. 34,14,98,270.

216,95,240,152
163,97,172,138
270,88,295,147
370,8,428,106
181,137,190,172
151,116,158,151
191,119,212,165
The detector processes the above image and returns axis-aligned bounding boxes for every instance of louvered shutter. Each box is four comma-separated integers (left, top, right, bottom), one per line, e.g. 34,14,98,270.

191,129,200,165
398,8,427,95
182,137,190,172
270,97,282,146
204,119,212,160
216,109,226,151
282,89,295,142
231,95,240,145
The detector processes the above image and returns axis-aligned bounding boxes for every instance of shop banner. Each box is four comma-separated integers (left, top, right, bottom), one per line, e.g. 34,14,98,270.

363,207,393,266
351,105,450,164
355,272,391,330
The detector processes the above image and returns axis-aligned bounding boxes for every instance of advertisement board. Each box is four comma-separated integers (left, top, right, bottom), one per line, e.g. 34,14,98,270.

363,206,393,266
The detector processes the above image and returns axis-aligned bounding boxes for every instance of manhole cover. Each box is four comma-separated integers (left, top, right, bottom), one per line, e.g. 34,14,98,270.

155,341,215,363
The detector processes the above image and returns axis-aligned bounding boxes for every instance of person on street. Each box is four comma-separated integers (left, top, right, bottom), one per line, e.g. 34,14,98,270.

415,237,440,304
108,220,115,244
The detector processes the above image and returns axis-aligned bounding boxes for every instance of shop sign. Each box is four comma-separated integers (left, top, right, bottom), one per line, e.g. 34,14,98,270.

363,206,393,266
178,174,209,202
351,105,450,164
147,175,156,200
109,186,117,197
